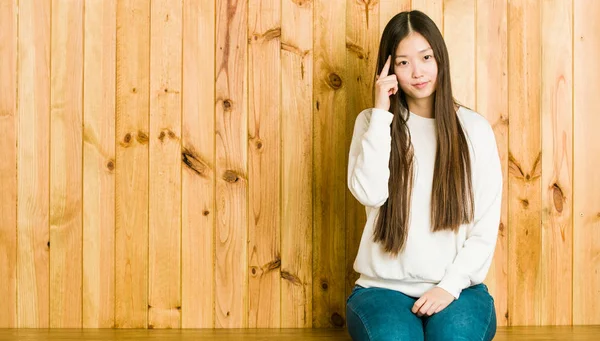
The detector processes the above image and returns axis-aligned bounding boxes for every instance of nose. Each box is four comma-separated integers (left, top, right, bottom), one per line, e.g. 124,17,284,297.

411,63,423,79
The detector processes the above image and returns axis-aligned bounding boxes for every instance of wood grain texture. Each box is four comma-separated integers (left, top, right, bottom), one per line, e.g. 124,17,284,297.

411,0,443,33
215,0,248,328
281,0,313,328
345,0,379,301
313,0,346,329
181,0,215,328
248,0,281,328
540,0,573,326
573,0,600,325
82,0,116,328
16,0,51,328
0,0,17,328
444,0,475,108
508,0,542,326
148,0,183,329
49,0,84,328
115,0,150,328
476,0,509,327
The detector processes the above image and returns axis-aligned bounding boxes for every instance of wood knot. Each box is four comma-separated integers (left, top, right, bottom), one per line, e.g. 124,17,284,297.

226,311,230,316
182,147,209,177
147,324,154,329
327,73,342,89
223,170,239,183
168,130,176,139
331,312,345,327
251,267,258,276
223,99,232,111
520,198,529,209
203,210,210,216
106,160,115,171
256,140,263,150
164,88,168,93
132,87,137,93
159,131,166,141
124,133,132,143
136,131,149,144
47,241,50,248
316,101,320,111
525,174,530,180
321,281,328,290
176,306,181,310
281,270,302,286
552,183,564,213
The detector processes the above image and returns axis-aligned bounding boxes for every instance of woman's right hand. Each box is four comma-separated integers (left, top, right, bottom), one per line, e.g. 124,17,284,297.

374,55,398,112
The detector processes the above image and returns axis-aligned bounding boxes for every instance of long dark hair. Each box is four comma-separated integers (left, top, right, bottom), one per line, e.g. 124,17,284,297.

372,10,474,256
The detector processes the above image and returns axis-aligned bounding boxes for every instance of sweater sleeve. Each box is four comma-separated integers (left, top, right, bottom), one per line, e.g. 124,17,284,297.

347,108,395,208
436,121,503,299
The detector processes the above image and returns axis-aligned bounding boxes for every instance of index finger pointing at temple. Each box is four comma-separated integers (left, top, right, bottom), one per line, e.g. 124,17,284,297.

380,55,391,78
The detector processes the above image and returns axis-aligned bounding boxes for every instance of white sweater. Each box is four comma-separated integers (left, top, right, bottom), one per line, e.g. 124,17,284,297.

348,107,502,299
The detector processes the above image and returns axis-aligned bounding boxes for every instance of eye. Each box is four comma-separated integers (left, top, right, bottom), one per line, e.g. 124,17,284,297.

396,60,408,66
424,55,433,60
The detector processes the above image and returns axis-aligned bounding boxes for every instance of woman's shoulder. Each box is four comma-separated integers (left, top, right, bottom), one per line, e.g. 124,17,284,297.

456,106,498,157
457,106,495,140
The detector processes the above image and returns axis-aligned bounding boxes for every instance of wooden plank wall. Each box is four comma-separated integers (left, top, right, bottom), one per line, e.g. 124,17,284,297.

0,0,598,329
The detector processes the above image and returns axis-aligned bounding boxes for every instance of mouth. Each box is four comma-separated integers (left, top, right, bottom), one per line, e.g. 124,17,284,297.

412,81,429,89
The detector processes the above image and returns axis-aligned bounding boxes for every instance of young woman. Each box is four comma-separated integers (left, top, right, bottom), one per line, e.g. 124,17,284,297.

346,10,502,341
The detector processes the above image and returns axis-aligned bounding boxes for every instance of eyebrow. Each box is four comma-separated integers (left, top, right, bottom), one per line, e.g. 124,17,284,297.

395,48,433,58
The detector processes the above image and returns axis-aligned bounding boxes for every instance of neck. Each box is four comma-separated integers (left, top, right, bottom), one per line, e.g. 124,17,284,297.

406,96,434,118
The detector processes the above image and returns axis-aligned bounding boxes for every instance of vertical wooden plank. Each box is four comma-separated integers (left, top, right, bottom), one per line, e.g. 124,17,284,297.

281,0,313,328
476,0,509,327
17,0,51,328
148,0,183,329
507,0,541,326
82,0,116,328
411,0,443,33
540,0,572,326
313,0,346,329
247,0,281,328
181,0,215,329
380,0,411,36
215,0,248,328
444,0,475,108
573,0,600,325
115,0,150,328
345,0,379,301
49,0,84,327
0,0,17,328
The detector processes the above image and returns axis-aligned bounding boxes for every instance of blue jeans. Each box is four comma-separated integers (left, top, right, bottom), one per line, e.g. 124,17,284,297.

346,283,496,341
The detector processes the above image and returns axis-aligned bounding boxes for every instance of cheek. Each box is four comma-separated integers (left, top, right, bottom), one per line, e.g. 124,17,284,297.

394,71,411,90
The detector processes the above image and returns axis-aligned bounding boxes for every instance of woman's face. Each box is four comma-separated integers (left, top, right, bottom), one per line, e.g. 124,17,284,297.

393,32,438,101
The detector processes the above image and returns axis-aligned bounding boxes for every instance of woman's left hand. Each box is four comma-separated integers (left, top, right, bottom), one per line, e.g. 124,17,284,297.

411,287,455,317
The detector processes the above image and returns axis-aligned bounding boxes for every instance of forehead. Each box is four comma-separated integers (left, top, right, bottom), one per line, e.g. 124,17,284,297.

395,32,432,57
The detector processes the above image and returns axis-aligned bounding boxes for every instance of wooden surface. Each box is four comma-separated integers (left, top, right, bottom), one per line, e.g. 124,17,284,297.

1,327,600,340
1,0,600,328
477,0,509,327
0,0,17,328
149,0,183,329
508,0,542,326
248,0,281,328
540,0,573,325
574,0,600,325
50,0,84,328
313,0,347,329
16,0,51,328
115,0,150,328
281,0,313,328
181,0,215,329
82,0,116,329
215,0,248,329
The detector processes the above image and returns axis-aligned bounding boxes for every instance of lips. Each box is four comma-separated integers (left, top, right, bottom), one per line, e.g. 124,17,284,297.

413,81,429,89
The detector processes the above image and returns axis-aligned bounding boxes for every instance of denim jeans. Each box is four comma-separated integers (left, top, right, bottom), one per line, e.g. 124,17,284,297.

346,283,496,341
